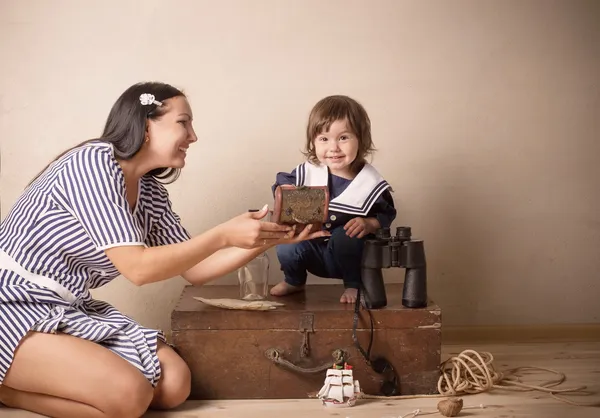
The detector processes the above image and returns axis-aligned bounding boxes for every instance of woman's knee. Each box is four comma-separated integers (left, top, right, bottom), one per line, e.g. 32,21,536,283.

151,344,191,410
104,368,154,418
4,331,154,418
152,364,191,410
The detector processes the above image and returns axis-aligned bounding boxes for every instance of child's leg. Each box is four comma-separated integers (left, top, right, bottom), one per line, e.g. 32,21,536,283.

270,239,329,296
326,227,368,303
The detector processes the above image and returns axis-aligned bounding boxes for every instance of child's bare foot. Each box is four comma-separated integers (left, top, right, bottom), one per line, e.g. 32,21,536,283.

270,281,304,297
340,288,358,304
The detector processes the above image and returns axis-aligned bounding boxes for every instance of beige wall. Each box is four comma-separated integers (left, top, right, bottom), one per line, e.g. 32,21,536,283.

1,0,599,336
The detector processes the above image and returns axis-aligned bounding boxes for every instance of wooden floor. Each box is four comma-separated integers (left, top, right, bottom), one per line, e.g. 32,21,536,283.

2,342,599,417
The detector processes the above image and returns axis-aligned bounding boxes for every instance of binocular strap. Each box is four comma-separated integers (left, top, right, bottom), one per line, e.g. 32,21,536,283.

352,287,374,363
352,286,400,396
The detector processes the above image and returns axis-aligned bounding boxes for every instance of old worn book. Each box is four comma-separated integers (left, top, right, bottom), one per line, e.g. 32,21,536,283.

171,284,442,400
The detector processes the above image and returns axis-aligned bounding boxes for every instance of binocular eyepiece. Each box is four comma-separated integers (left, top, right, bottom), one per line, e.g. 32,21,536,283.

360,226,428,309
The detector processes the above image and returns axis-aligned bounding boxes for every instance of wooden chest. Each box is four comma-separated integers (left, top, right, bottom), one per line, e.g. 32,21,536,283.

170,283,442,400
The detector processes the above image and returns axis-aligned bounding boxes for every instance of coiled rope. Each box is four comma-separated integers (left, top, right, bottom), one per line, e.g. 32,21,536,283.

359,349,599,407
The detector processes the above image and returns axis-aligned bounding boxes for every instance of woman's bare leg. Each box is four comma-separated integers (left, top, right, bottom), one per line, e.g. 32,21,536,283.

150,342,191,410
0,331,154,418
0,385,104,418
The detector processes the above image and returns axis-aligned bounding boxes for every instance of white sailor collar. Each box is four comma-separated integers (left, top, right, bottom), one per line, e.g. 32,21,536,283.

295,161,391,216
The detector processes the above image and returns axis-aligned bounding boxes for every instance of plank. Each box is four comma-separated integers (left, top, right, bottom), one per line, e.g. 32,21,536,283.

2,342,599,418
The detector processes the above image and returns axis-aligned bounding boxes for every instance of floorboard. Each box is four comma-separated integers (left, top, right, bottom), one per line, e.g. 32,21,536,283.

2,342,599,417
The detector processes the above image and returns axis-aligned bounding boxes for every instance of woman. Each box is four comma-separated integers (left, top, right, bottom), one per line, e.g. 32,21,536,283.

0,81,329,418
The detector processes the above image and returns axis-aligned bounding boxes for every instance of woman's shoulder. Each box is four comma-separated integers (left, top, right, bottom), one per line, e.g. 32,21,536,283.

72,140,115,161
141,174,168,192
27,141,115,189
140,175,172,207
59,141,118,172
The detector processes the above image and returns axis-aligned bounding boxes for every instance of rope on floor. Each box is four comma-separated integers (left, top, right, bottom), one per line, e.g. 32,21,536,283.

359,349,600,408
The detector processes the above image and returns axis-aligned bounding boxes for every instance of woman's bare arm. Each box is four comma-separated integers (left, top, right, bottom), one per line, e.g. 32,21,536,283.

104,224,228,286
181,224,330,285
181,245,269,285
104,207,292,286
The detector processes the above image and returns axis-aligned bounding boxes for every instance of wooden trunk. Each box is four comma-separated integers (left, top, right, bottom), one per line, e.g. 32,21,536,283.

170,284,442,400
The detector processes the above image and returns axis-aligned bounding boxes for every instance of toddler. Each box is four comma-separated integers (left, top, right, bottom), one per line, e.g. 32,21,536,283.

270,95,396,303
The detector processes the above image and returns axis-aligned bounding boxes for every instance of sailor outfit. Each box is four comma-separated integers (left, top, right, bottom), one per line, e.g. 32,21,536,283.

272,161,396,289
0,141,190,387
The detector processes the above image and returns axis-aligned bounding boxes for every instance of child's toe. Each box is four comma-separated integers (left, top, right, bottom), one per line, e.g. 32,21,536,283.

270,281,304,296
340,288,358,303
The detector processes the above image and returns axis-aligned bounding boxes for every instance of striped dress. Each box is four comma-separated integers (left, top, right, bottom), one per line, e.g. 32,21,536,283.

0,141,190,387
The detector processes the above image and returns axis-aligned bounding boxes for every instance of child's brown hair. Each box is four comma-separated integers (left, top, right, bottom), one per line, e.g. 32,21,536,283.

303,95,376,174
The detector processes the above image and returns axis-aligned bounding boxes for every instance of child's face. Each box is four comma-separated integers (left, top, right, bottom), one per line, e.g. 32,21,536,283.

313,118,359,177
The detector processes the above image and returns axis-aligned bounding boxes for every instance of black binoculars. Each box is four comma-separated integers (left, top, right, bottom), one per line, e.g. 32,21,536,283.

360,226,428,309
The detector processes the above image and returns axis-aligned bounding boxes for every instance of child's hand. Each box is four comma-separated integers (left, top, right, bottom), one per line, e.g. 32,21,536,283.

344,217,372,238
344,218,367,238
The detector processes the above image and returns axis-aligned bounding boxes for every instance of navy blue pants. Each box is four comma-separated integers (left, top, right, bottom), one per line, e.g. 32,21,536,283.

276,226,370,289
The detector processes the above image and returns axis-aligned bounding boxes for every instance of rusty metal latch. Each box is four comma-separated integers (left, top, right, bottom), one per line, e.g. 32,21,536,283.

299,312,314,358
264,348,346,374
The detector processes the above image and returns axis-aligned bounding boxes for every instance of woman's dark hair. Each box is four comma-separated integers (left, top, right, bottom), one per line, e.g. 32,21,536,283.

28,81,186,186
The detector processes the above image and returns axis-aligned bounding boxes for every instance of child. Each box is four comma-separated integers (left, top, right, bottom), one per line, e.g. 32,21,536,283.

270,95,397,303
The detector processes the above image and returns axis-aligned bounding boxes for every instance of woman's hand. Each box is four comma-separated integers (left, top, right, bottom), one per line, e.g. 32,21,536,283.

218,205,330,249
218,205,293,249
272,223,330,246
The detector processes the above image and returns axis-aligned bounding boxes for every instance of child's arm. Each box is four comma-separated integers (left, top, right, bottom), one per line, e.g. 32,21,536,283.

371,189,397,230
344,190,397,238
271,168,297,196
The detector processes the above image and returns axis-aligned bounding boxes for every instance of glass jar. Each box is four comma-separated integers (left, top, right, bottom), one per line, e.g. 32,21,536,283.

238,251,270,300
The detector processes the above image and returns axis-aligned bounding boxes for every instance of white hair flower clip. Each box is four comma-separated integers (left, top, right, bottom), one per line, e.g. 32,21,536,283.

139,93,163,106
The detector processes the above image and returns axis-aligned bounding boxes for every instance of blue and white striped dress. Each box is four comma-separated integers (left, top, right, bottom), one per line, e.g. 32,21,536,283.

0,141,190,387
